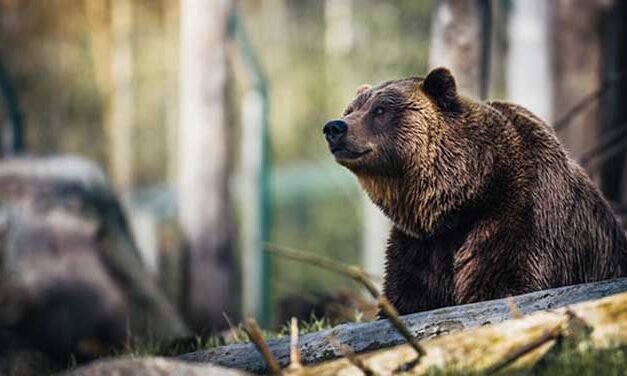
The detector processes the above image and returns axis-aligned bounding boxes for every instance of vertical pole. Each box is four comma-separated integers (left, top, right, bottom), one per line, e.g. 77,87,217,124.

241,90,264,320
233,12,272,327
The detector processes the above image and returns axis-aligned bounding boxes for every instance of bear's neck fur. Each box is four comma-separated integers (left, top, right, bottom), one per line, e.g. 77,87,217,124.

358,101,527,239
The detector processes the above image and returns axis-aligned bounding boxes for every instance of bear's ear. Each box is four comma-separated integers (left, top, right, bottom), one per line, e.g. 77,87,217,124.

422,67,459,111
355,84,371,97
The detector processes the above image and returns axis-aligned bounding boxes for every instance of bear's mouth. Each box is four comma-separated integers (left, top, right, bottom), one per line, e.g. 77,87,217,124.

331,147,372,160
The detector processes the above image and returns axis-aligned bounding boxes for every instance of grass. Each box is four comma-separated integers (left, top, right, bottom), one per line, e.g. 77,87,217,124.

112,313,336,359
423,343,627,376
513,344,627,376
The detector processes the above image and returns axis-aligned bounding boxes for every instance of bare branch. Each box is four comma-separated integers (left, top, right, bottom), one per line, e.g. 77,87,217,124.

554,73,626,131
506,296,523,319
243,318,282,375
264,243,379,298
265,243,427,360
288,317,302,369
223,312,242,343
377,296,426,359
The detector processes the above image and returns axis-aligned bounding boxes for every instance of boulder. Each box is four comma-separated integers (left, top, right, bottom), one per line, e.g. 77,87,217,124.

66,357,249,376
0,156,189,363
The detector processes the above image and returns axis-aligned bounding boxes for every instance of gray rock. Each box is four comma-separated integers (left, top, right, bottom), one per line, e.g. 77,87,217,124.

66,357,249,376
0,156,188,362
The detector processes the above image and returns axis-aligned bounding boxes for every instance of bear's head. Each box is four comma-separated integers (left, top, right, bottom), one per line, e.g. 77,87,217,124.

323,68,495,238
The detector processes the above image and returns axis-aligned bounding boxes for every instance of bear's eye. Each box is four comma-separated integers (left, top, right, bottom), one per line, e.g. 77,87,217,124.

373,106,385,116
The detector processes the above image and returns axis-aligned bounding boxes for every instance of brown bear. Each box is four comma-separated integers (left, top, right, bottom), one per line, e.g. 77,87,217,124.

323,67,627,314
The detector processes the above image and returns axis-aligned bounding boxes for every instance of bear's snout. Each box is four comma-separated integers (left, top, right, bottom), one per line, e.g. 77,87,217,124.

323,120,348,150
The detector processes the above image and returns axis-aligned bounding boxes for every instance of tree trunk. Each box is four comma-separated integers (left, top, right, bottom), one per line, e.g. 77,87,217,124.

83,0,135,192
429,0,491,99
551,0,608,165
506,0,552,122
109,0,134,192
178,0,236,332
600,1,627,203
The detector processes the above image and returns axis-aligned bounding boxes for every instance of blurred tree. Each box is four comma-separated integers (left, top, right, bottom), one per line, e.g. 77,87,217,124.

600,0,627,203
552,0,607,165
178,0,236,332
84,0,135,192
506,0,552,122
429,0,491,99
109,0,135,192
0,56,23,156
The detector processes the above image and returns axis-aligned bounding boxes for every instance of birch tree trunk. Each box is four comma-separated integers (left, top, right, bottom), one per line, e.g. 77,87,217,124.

179,0,236,332
506,0,552,123
429,0,490,99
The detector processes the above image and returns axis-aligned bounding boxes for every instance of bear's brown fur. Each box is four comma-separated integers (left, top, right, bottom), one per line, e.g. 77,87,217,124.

323,67,627,314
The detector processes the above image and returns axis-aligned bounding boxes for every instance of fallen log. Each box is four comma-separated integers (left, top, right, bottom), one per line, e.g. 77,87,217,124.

293,290,627,375
179,277,627,373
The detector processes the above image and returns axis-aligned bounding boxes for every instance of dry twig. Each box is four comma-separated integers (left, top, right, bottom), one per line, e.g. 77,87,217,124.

377,296,426,358
265,243,379,297
265,243,427,361
244,318,282,375
288,317,302,369
485,324,561,375
326,336,374,376
554,73,626,131
484,310,587,374
506,296,523,319
223,312,242,342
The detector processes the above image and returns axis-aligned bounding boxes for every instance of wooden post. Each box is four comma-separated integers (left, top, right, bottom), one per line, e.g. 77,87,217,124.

179,0,235,332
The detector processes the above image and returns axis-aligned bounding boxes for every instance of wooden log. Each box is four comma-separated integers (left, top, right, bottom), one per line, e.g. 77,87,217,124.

179,278,627,373
295,289,627,375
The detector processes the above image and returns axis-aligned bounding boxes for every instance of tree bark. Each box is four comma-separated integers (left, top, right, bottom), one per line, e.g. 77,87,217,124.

178,0,236,332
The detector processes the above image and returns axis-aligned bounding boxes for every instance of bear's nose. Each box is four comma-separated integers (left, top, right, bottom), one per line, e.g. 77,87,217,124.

323,120,348,145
